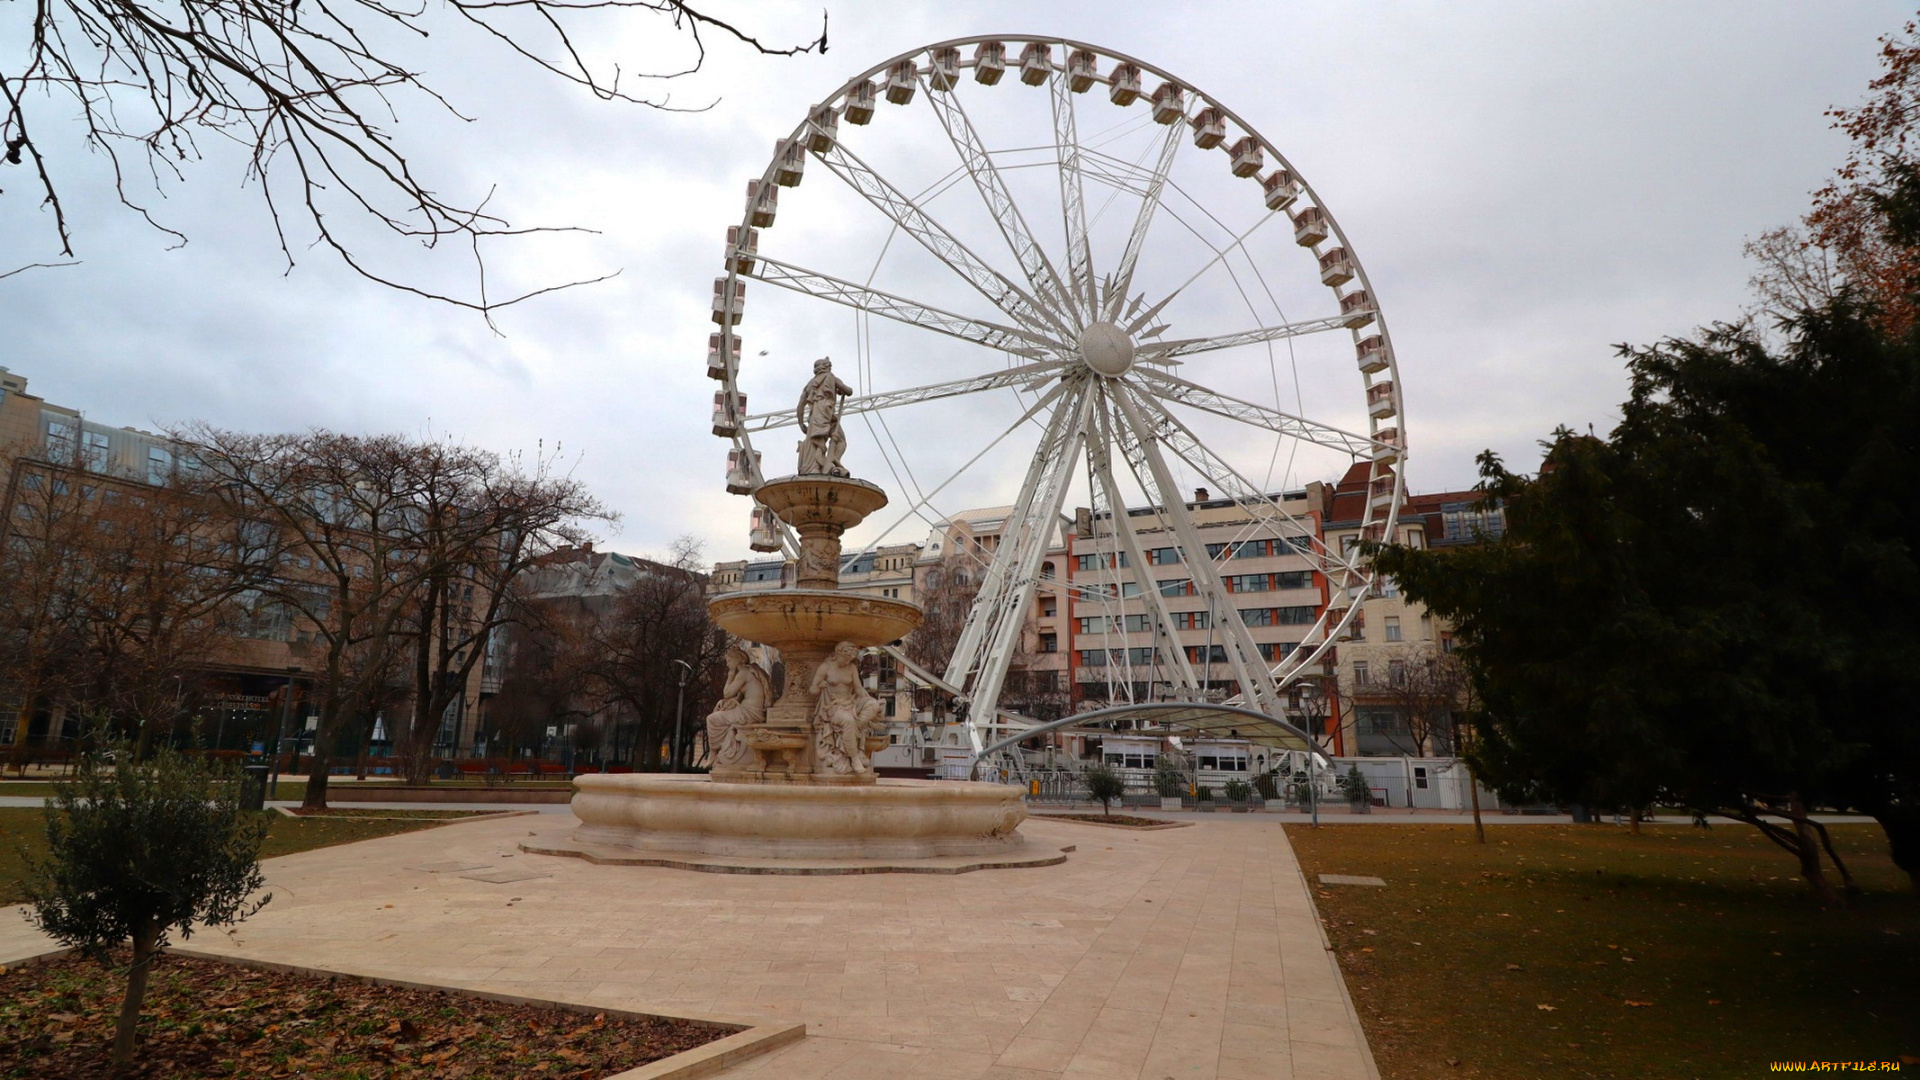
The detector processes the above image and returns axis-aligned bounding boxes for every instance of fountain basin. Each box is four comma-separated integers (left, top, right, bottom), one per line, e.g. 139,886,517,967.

569,773,1035,860
709,588,922,649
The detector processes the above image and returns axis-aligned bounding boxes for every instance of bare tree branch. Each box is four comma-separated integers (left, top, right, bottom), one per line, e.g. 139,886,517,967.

1,0,824,309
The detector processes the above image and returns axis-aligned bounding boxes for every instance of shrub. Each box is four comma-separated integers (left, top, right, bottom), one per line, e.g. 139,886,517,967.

1339,765,1372,804
1196,784,1214,802
1152,756,1187,799
1252,770,1280,801
1083,764,1126,816
1223,779,1253,802
26,743,271,1066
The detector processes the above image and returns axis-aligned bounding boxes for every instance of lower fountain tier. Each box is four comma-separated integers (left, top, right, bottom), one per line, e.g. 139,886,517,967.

708,588,922,650
570,773,1033,860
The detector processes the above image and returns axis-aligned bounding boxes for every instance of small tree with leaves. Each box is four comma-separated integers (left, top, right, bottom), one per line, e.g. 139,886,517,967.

25,743,270,1067
1083,763,1125,817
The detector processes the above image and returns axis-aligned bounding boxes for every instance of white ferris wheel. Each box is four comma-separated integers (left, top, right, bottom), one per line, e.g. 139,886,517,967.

709,36,1406,753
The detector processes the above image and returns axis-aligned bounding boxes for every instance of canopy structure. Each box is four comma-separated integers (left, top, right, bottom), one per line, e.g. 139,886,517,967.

975,701,1324,762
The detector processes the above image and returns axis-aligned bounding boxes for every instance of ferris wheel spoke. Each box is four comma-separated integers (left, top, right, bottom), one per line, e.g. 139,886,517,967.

946,379,1095,750
921,78,1082,327
1108,386,1286,718
1048,70,1097,324
1122,209,1283,338
1134,369,1382,458
748,256,1058,357
1122,384,1361,580
813,142,1076,342
1084,387,1205,701
1103,121,1183,323
1140,313,1352,360
739,362,1066,432
834,379,1071,576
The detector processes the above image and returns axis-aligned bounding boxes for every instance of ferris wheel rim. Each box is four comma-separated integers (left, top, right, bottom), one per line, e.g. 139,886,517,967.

711,35,1409,733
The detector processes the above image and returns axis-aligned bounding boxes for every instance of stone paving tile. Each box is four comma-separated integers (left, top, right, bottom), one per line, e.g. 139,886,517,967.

0,812,1377,1080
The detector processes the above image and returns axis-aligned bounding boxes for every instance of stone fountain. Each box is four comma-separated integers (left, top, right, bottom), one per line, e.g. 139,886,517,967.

548,360,1049,870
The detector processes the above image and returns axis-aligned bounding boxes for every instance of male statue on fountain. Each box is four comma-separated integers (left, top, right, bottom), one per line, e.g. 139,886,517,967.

796,357,853,476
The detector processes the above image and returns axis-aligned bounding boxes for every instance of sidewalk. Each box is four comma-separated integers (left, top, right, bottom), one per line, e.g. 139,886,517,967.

2,813,1377,1080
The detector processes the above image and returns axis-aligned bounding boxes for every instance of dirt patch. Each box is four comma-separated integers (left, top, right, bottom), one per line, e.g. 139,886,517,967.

0,950,723,1079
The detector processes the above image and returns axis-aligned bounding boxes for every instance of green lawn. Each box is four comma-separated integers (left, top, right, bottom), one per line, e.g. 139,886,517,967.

0,807,449,907
1284,822,1919,1079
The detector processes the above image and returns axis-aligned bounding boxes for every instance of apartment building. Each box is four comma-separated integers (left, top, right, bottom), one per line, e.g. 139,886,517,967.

1064,486,1330,713
1317,462,1502,757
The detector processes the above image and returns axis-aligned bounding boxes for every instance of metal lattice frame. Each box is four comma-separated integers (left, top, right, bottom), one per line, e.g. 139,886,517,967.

713,36,1408,751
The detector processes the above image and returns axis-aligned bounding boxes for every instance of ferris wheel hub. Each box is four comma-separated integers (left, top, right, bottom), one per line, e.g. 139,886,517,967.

1078,321,1136,377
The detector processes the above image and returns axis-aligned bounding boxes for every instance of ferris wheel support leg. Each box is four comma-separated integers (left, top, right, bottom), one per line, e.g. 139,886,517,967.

1084,388,1205,701
1109,387,1286,718
947,384,1095,756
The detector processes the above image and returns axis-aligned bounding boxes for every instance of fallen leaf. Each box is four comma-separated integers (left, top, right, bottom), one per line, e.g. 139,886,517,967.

1708,1000,1722,1006
1623,1000,1653,1008
1505,963,1523,971
1536,1004,1557,1012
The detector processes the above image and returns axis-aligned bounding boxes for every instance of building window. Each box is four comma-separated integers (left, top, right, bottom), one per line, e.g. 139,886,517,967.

1384,616,1402,642
1389,659,1406,685
1233,540,1269,559
1186,644,1228,665
1040,599,1056,617
1239,607,1276,627
1257,641,1297,662
1275,570,1314,590
82,430,110,472
45,419,77,462
1276,606,1316,625
146,446,171,485
1039,633,1057,653
1158,578,1192,597
1227,574,1270,593
1147,547,1182,565
1353,661,1370,686
1174,610,1209,630
1077,650,1108,667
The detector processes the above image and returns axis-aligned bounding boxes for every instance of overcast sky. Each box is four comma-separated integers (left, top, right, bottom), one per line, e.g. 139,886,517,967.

3,2,1909,563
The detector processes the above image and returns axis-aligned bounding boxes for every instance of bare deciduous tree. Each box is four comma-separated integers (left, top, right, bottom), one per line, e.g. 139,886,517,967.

1,0,824,309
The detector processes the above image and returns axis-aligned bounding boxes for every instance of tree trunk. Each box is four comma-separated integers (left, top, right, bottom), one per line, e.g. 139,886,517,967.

302,762,330,809
1788,795,1844,909
1630,807,1643,836
1467,765,1486,844
112,923,161,1066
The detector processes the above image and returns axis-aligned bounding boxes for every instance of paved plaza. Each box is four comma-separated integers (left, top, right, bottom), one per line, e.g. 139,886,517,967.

2,812,1375,1079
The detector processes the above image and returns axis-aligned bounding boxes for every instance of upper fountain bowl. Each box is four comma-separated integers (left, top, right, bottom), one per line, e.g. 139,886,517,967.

756,475,889,530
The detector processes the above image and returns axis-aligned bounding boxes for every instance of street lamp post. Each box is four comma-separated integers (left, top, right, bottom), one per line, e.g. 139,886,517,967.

269,665,299,801
670,659,694,773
